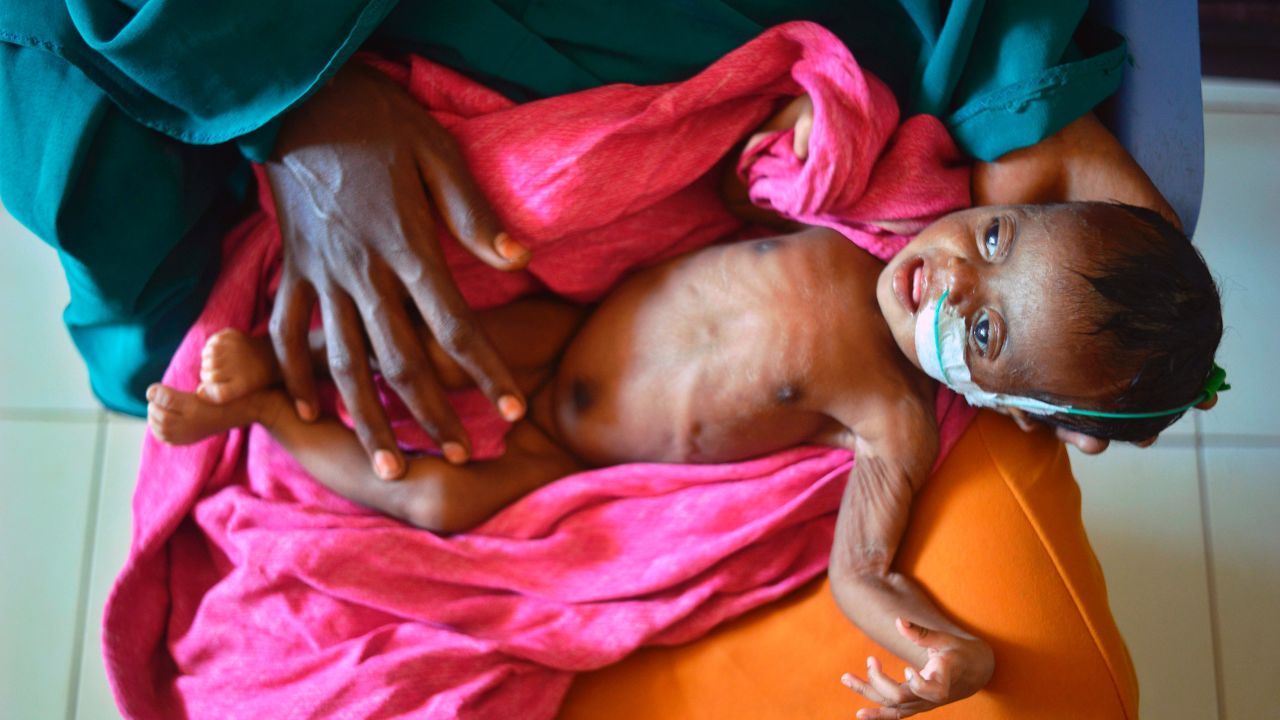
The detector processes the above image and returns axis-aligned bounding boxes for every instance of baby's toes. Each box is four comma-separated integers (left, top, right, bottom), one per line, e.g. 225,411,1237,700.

197,370,235,404
204,328,247,357
146,385,184,443
198,329,259,403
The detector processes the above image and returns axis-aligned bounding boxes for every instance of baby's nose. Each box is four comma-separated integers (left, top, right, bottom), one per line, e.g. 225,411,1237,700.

943,258,980,310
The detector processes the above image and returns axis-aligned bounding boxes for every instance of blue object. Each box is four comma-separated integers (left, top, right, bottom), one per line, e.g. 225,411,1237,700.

1087,0,1206,235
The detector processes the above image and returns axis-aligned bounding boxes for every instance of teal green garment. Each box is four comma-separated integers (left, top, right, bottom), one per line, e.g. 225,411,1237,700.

0,0,1125,415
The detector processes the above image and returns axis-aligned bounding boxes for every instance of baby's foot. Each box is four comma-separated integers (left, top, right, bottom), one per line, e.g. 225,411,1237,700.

198,329,279,404
147,383,284,445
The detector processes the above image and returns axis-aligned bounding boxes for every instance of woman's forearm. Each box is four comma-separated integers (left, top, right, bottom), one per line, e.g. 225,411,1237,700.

972,113,1180,228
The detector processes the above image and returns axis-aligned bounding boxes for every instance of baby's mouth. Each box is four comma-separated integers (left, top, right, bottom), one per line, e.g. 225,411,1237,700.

893,257,927,315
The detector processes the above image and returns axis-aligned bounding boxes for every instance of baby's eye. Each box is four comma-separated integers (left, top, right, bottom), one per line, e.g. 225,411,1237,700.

972,310,991,354
983,219,1001,257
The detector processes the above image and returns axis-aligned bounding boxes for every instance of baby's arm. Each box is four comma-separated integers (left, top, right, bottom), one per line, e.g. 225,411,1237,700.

826,401,994,717
719,94,813,229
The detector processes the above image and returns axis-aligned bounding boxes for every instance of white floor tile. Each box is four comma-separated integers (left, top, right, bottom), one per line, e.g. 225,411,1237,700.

1159,411,1197,441
75,417,146,720
0,417,102,720
1071,444,1219,720
0,201,99,412
1201,447,1280,720
1194,111,1280,438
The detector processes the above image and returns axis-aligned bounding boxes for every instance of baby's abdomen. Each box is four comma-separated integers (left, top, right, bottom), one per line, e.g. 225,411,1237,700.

546,255,829,466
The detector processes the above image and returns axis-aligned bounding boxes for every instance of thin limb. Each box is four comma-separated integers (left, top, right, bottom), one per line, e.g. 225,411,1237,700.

265,408,582,532
199,296,587,410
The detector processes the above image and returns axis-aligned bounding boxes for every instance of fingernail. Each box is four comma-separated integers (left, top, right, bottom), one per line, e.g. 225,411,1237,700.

145,385,158,401
442,441,468,465
494,232,529,262
295,400,316,422
498,395,524,422
374,450,401,479
840,673,854,687
904,668,915,682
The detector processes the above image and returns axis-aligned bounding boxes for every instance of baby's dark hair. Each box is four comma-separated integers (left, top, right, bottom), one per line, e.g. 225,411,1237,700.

1031,202,1223,442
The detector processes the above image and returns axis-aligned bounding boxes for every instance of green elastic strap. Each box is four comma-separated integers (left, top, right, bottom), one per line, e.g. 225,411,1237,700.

934,290,952,385
1047,363,1231,420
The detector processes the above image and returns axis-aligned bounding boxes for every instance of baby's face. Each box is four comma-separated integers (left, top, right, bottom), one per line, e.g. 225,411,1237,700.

876,205,1118,403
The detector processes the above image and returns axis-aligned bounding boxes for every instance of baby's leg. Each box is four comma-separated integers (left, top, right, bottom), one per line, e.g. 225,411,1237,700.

198,297,587,404
265,410,582,532
149,382,580,533
147,382,288,446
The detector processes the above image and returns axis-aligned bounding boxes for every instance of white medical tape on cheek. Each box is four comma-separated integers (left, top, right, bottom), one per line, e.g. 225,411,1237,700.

913,291,1065,415
914,290,974,389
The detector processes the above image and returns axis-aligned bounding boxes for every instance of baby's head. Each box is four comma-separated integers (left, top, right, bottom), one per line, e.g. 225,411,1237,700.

877,202,1223,441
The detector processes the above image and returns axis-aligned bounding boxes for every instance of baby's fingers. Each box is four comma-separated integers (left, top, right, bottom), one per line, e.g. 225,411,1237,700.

841,672,888,707
855,708,906,719
866,657,912,705
793,102,813,159
904,666,951,705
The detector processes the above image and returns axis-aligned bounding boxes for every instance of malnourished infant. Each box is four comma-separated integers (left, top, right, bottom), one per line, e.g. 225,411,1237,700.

147,194,1222,716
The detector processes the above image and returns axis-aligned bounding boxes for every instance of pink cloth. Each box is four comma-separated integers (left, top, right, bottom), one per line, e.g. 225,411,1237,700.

103,22,974,719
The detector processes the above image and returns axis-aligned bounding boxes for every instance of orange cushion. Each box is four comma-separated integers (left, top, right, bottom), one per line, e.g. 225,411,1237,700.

560,411,1138,719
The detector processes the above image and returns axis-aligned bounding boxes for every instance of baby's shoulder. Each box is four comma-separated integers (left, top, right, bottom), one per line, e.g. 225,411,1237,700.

814,346,938,441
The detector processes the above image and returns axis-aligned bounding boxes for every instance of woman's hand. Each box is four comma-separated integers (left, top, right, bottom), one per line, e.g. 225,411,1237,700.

841,619,994,718
264,63,530,480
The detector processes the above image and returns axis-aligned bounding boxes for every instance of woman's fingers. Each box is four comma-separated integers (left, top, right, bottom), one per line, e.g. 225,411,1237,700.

406,117,527,419
264,62,524,461
355,277,471,464
321,292,404,480
1054,426,1109,454
396,225,526,423
270,273,320,422
412,115,529,271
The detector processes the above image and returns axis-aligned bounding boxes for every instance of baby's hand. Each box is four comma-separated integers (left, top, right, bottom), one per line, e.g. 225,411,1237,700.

840,618,994,718
744,94,813,160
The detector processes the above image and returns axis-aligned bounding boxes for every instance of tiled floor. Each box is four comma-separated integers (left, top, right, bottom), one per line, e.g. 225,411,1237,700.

2,79,1278,720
